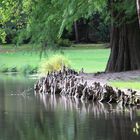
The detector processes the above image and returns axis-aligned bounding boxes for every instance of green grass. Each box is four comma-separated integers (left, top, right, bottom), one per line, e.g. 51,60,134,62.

110,81,140,90
1,44,140,90
65,48,109,72
0,44,110,73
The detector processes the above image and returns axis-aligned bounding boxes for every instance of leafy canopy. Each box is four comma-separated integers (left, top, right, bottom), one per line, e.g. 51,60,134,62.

0,0,137,45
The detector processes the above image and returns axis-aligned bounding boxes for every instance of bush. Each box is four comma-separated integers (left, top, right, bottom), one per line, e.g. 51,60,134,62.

9,67,18,72
0,65,9,73
0,64,38,74
21,65,38,74
39,54,71,74
56,39,72,47
29,66,38,74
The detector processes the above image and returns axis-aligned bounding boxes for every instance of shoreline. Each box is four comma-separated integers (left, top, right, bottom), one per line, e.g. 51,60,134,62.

34,68,140,106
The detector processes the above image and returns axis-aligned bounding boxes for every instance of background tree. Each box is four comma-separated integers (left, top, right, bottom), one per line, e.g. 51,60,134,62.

0,0,28,44
21,0,105,46
137,0,140,26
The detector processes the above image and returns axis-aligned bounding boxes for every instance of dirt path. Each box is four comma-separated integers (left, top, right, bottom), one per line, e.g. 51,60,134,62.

82,70,140,83
79,70,140,96
32,70,140,83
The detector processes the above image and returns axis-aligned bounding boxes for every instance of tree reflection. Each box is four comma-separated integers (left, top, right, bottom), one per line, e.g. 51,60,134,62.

0,80,6,140
34,93,140,140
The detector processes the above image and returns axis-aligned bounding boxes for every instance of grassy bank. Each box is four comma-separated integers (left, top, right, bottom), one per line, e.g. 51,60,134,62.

0,44,110,74
1,44,140,90
110,81,140,90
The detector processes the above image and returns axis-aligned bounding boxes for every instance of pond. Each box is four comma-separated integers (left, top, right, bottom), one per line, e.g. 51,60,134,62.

0,74,140,140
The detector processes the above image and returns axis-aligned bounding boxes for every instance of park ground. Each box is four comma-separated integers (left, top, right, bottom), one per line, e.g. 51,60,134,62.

0,44,140,90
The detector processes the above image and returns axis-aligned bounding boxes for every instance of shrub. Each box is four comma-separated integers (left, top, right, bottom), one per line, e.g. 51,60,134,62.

9,67,18,72
21,65,38,74
0,65,38,74
0,65,9,73
29,66,38,74
39,54,71,74
20,64,30,74
56,39,72,47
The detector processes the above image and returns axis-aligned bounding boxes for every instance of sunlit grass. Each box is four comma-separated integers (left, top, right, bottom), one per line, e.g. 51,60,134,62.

110,81,140,90
0,44,110,73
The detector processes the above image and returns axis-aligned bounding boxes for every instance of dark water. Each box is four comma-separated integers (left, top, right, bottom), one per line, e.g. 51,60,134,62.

0,74,140,140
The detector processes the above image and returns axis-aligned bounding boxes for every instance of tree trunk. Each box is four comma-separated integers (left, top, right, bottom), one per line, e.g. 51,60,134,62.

106,0,140,72
106,20,140,72
74,21,79,43
136,0,140,26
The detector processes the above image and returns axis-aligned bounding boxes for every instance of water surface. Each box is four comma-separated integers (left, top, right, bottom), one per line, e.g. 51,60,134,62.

0,74,140,140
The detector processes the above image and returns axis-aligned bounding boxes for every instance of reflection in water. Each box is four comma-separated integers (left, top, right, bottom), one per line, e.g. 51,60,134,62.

35,93,140,140
0,74,140,140
133,122,140,135
37,93,136,118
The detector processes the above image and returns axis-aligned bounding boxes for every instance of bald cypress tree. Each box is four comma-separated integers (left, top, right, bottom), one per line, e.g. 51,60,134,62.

106,0,140,72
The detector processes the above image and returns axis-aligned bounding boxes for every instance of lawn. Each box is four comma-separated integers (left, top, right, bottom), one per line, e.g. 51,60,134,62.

0,44,110,73
110,81,140,90
1,44,140,90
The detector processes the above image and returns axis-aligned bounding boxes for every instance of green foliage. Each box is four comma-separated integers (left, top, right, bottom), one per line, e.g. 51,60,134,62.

9,67,18,72
39,54,71,74
20,65,38,74
0,64,38,74
111,0,137,26
56,38,72,47
0,0,138,45
0,65,17,73
0,0,28,44
0,0,106,45
0,30,6,43
0,65,9,72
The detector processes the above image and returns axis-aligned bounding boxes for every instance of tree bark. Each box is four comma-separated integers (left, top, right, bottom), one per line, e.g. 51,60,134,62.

106,0,140,72
106,20,140,72
74,21,79,43
136,0,140,26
